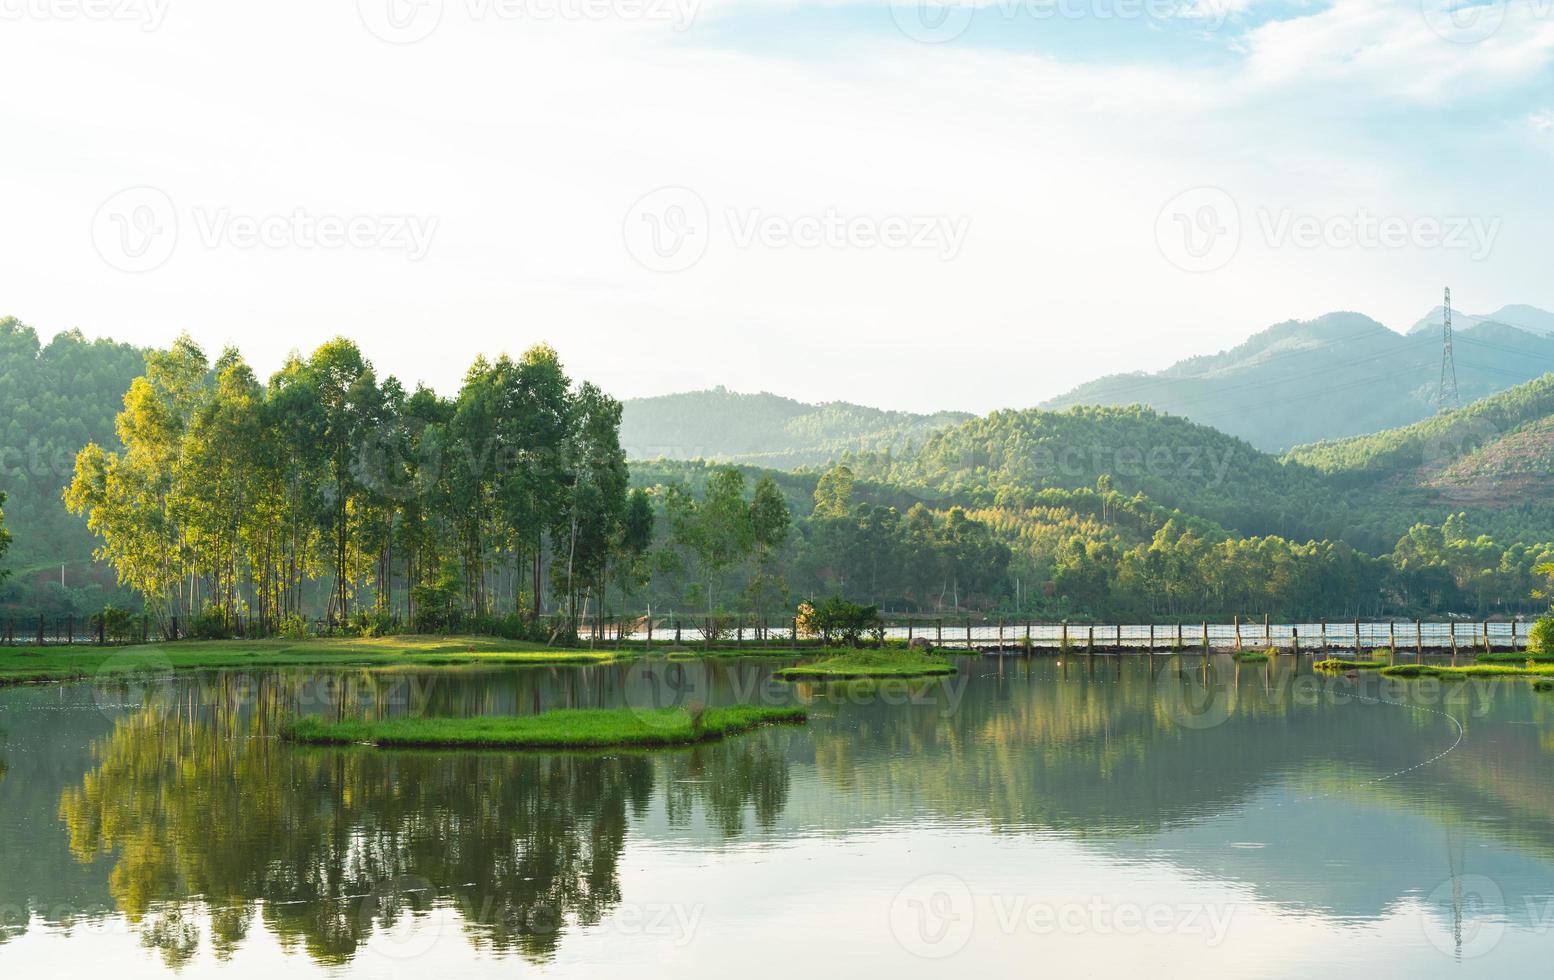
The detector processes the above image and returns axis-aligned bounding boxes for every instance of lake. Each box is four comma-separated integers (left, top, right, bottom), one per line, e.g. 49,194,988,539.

2,654,1552,977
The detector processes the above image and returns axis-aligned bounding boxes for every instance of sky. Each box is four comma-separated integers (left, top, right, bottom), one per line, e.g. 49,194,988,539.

2,0,1552,414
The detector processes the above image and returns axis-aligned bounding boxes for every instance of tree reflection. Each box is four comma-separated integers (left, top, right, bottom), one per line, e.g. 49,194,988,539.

55,697,792,968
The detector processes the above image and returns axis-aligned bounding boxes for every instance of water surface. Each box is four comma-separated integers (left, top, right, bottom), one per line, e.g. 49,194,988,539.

2,655,1552,976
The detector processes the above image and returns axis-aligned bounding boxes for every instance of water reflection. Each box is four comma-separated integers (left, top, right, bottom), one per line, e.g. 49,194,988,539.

4,656,1554,974
48,685,794,967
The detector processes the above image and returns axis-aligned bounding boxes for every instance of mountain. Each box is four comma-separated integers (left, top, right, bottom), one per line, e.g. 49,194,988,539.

620,387,973,468
1409,303,1554,337
1041,310,1554,452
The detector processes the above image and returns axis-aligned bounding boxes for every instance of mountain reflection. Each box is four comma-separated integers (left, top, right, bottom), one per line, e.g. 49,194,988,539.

55,695,791,968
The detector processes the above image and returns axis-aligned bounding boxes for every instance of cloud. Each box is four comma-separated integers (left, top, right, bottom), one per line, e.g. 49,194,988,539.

1241,0,1554,103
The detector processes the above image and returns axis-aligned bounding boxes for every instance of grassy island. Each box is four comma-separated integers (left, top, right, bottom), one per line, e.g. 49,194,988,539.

1232,649,1270,663
0,635,618,686
774,649,955,681
1314,657,1389,671
281,704,807,749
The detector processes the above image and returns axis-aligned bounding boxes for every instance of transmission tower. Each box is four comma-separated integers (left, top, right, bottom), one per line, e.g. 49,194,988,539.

1438,286,1460,412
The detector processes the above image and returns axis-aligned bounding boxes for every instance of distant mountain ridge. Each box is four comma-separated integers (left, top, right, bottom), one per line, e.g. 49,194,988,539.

620,387,973,468
1041,308,1554,451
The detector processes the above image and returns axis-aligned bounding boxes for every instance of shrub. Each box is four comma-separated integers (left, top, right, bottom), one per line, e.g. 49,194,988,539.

188,607,233,640
806,596,882,648
91,605,138,643
1529,616,1554,656
278,614,311,640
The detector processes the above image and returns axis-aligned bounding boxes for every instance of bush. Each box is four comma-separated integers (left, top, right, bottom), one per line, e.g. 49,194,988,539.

278,614,311,640
188,607,233,640
90,605,140,643
806,596,882,648
1530,616,1554,656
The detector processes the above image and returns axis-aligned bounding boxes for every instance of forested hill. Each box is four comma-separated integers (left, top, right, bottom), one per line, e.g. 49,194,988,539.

1284,371,1554,500
1040,310,1554,452
851,405,1356,545
0,318,146,572
620,387,973,468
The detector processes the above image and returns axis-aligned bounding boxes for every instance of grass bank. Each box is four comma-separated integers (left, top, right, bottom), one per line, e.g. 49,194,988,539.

1380,663,1554,679
775,649,955,681
1232,649,1271,663
1314,657,1389,671
281,704,807,749
1477,651,1554,664
0,635,617,686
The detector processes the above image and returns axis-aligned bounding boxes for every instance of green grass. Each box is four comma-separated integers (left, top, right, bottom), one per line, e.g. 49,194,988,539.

1533,679,1554,692
280,704,807,749
1232,649,1271,662
774,648,956,681
0,635,617,686
1477,651,1554,664
1314,657,1389,671
1380,663,1554,679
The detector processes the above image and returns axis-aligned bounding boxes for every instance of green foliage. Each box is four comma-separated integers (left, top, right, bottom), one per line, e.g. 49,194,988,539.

806,596,882,647
0,489,9,583
63,334,636,638
1530,616,1554,656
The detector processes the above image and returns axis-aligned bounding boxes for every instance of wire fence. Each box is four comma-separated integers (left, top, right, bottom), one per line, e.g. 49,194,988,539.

0,614,1537,653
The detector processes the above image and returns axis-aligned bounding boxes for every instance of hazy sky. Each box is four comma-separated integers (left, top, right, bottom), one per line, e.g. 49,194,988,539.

3,0,1552,413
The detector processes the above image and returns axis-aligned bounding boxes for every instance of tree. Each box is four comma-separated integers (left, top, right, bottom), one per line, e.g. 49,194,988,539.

812,464,854,518
0,489,10,583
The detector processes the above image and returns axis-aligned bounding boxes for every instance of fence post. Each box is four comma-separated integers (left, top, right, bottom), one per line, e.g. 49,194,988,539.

1320,621,1327,652
1354,618,1361,653
704,618,711,652
66,615,73,645
1201,621,1208,651
907,621,914,645
965,617,972,651
1087,624,1095,659
792,616,799,651
1415,620,1423,659
1233,615,1241,651
1292,626,1299,655
37,615,45,645
937,619,943,647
